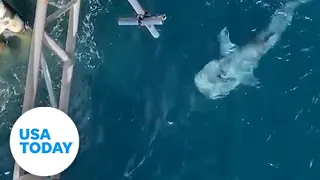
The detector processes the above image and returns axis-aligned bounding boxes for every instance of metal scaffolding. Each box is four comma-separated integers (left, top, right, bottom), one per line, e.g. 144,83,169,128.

12,0,81,179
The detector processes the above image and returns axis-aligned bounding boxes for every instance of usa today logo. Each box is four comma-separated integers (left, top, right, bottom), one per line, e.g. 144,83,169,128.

10,107,80,177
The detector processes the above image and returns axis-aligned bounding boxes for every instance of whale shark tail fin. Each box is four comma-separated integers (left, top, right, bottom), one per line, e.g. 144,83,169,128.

277,0,313,19
299,0,313,4
256,0,308,47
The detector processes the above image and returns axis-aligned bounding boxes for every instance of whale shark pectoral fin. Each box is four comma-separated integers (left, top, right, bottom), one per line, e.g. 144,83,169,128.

218,27,237,57
241,74,259,86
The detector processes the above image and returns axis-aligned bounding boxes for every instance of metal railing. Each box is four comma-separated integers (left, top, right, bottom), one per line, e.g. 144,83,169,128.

12,0,81,179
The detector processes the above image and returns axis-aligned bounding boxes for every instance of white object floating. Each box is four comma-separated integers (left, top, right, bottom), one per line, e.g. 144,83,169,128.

145,25,160,38
128,0,145,14
118,16,164,26
118,0,166,38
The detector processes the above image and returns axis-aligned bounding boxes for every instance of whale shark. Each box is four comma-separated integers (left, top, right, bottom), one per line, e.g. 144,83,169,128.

194,0,311,100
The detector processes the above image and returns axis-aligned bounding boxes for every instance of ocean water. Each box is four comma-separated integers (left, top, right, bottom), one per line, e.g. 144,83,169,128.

0,0,320,180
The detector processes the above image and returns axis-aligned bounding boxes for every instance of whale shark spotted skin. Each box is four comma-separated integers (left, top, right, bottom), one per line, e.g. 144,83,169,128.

194,0,311,100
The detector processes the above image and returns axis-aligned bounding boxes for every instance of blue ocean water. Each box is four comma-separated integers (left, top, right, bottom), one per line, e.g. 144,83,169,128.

1,0,320,180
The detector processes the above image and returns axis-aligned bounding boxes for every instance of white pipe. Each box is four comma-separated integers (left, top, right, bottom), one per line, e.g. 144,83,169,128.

128,0,145,14
15,0,48,179
58,0,81,113
46,0,77,25
118,16,164,26
146,25,159,38
40,53,57,108
43,32,70,62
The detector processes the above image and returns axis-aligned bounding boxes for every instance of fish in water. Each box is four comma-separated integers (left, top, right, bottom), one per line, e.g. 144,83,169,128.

194,0,312,100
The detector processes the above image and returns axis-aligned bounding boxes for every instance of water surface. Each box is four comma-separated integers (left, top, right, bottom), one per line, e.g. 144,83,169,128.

1,0,320,180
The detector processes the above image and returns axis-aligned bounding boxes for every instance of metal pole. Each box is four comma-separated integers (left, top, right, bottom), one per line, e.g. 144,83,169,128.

13,0,48,179
40,53,57,108
128,0,145,14
58,0,80,113
118,16,164,26
21,0,48,113
46,0,77,25
43,32,71,62
51,0,81,178
146,25,160,38
11,0,81,179
23,26,71,62
17,174,46,180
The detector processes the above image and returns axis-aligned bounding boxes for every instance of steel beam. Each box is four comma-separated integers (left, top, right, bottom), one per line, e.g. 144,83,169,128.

12,0,81,179
13,0,48,179
118,16,164,26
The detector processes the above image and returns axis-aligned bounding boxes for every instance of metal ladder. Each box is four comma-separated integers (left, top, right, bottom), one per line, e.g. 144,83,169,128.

12,0,81,179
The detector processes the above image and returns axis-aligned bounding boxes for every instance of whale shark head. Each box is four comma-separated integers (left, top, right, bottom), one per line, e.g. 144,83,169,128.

195,0,309,99
194,60,240,99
